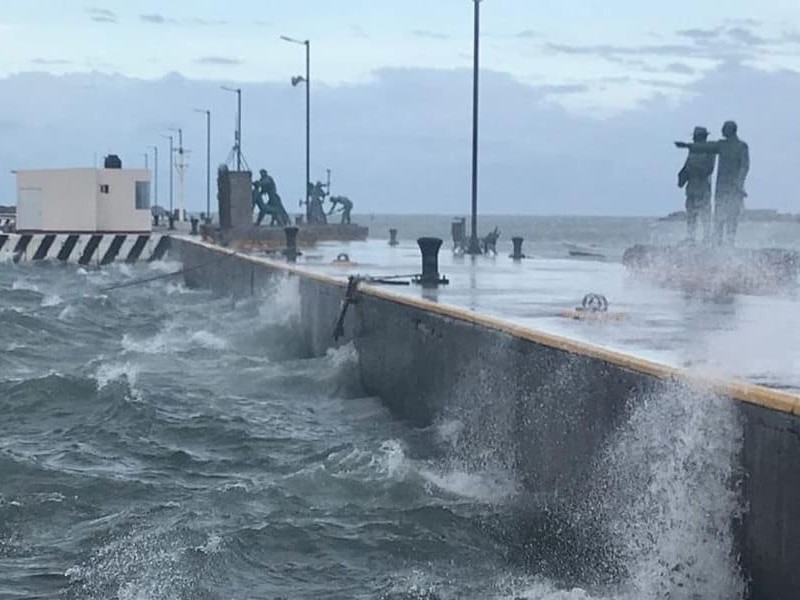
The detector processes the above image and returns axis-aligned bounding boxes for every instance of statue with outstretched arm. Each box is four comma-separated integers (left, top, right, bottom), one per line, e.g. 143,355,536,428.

677,126,715,243
675,120,749,246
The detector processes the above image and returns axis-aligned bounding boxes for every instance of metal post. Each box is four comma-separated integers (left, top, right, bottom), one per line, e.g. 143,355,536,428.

305,40,311,223
150,145,159,209
236,89,242,171
206,110,211,220
466,0,483,255
222,86,242,172
196,108,211,221
281,35,312,222
143,153,148,169
160,134,174,215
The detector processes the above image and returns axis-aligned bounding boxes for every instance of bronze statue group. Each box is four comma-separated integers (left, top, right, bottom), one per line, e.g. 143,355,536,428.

675,120,749,246
252,171,353,227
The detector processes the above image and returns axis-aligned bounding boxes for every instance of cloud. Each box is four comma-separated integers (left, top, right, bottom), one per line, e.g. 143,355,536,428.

411,29,450,41
140,13,173,24
86,7,117,24
516,29,539,39
784,30,800,44
350,25,369,39
726,26,767,46
31,58,73,66
537,83,590,95
636,78,688,90
186,18,227,26
544,42,702,59
664,62,695,75
195,56,243,66
1,64,799,217
676,27,722,43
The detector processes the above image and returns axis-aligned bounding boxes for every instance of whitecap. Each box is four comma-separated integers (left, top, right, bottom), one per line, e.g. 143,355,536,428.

12,278,39,292
58,306,76,321
95,362,140,390
419,467,518,503
188,330,228,350
41,294,63,307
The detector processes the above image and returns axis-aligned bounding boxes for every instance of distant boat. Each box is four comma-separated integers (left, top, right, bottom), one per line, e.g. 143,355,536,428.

566,243,605,259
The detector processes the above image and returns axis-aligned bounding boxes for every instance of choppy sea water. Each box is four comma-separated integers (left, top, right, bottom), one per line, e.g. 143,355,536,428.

0,258,746,599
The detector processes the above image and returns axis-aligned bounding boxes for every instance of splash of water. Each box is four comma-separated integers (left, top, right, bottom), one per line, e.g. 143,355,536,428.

588,381,745,599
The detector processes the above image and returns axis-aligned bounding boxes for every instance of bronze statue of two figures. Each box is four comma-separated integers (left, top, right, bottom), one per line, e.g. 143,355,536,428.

252,171,354,227
675,120,750,246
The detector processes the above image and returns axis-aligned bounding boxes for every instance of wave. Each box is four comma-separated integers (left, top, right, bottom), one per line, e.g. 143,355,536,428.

121,327,228,355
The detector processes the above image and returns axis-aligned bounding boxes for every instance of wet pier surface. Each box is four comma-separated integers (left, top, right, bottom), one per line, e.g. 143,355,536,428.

264,238,800,393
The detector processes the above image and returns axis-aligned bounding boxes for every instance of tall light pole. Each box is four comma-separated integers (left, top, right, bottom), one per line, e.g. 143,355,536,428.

169,127,188,221
281,35,311,223
149,145,159,209
466,0,483,255
143,153,149,169
195,108,211,221
160,134,174,215
221,86,242,171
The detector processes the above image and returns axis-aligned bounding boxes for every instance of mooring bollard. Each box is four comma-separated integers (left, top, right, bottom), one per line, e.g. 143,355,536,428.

416,237,448,287
168,214,175,230
511,236,525,260
190,217,199,236
389,228,399,246
284,226,299,262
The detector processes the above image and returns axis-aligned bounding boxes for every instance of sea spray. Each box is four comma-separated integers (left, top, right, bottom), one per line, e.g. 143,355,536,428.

587,380,745,599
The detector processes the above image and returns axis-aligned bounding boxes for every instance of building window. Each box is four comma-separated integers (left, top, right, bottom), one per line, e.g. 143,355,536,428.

99,184,110,194
135,181,150,210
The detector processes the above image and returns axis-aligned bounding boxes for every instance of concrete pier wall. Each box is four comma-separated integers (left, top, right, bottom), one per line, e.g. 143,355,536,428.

171,236,800,600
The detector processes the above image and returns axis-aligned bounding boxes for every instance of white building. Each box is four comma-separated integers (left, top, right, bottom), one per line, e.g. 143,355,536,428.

15,167,151,232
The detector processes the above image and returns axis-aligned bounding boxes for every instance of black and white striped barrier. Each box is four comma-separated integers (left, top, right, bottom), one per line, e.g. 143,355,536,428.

0,233,170,265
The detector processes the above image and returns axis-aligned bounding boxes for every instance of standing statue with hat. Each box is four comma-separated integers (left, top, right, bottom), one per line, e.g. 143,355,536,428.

676,120,750,246
677,126,716,243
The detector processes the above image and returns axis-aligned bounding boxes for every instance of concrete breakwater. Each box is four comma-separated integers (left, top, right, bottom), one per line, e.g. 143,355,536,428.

171,235,799,600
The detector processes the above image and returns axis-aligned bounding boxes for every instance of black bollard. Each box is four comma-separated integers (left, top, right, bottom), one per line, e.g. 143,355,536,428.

190,217,199,235
510,236,525,260
284,226,299,262
154,214,160,227
168,214,175,230
389,228,399,246
416,237,448,287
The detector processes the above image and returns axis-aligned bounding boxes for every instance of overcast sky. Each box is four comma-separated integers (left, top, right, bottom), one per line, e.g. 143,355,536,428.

1,1,799,215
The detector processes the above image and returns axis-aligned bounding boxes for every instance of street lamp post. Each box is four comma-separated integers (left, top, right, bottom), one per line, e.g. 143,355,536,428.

143,153,149,169
149,145,159,210
169,127,187,221
466,0,483,255
221,86,242,171
195,108,212,221
281,35,311,222
160,134,174,215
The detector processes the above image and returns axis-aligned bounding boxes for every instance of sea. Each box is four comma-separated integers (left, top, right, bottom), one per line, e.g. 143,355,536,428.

2,214,793,599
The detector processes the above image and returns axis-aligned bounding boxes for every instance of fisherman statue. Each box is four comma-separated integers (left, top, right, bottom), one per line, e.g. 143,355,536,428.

253,169,290,226
252,171,269,226
676,120,749,246
307,181,328,225
677,126,715,243
262,169,290,226
328,196,353,224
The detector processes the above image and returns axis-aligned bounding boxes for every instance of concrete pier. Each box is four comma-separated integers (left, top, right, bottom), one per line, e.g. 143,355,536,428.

169,235,800,599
